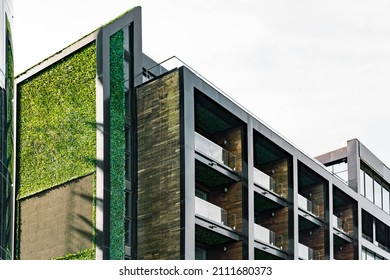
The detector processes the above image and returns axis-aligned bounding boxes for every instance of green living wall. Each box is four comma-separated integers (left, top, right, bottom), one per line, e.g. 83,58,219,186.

16,42,97,259
17,43,97,198
109,29,126,260
6,25,13,184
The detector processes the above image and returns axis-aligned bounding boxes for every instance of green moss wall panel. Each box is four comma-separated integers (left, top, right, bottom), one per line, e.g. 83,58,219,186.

136,70,181,260
55,248,96,260
17,43,97,198
109,30,126,260
6,39,13,180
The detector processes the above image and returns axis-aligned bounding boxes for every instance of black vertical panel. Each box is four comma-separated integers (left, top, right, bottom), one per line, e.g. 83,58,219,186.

102,28,111,260
0,29,13,259
0,27,12,259
95,29,108,260
178,67,186,260
241,122,249,259
0,86,5,260
127,23,139,260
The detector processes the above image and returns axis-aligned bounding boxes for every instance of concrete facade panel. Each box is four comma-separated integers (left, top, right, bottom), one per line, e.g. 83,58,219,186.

19,174,94,259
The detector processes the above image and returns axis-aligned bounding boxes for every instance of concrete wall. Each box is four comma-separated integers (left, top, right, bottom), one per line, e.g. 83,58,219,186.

19,174,94,259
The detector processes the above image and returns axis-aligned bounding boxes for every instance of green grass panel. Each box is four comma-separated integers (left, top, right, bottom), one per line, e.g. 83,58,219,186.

6,36,14,185
17,43,97,198
55,248,95,260
109,30,126,260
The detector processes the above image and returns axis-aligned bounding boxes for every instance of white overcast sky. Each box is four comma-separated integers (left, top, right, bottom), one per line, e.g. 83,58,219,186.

12,0,390,167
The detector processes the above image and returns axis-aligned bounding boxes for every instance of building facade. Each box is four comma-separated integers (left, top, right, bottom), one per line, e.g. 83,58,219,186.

316,140,390,260
0,0,13,260
12,7,390,260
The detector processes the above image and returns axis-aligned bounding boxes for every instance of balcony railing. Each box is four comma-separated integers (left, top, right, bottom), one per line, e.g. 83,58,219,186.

298,194,320,217
254,224,276,245
333,215,350,233
253,168,285,197
298,243,315,260
254,224,285,249
253,168,276,191
195,196,228,226
194,132,236,170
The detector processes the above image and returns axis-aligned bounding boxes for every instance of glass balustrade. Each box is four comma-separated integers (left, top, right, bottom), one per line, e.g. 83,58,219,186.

298,194,319,217
194,132,236,170
298,243,314,260
253,168,277,194
333,215,342,231
195,196,228,226
333,215,349,233
254,224,276,245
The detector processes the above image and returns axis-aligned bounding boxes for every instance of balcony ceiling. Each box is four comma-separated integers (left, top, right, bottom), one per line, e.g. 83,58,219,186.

299,215,320,231
253,132,291,166
298,163,326,188
195,225,233,246
254,192,283,212
195,90,241,135
195,160,235,188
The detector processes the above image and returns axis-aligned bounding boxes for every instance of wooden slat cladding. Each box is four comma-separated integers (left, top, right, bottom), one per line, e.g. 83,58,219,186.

214,127,243,172
257,207,289,251
300,227,326,260
208,181,243,232
334,204,354,236
262,159,289,198
208,241,243,260
334,242,354,260
136,71,181,260
300,182,326,220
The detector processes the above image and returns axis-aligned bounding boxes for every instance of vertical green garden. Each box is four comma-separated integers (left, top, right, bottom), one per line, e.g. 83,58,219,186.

109,29,126,260
16,42,97,259
17,43,97,198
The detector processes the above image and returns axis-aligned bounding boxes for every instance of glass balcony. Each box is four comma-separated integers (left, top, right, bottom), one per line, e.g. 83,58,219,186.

298,243,314,260
194,132,236,170
253,168,277,193
195,196,228,226
333,215,349,233
298,194,319,217
254,224,276,245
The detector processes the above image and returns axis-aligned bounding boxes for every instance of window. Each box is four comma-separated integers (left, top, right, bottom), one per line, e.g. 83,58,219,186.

375,219,390,250
362,247,386,260
365,173,374,202
327,161,348,183
125,218,131,244
383,188,390,214
361,165,390,214
362,211,373,242
195,247,207,260
195,188,208,200
360,169,365,196
374,179,382,208
366,250,375,260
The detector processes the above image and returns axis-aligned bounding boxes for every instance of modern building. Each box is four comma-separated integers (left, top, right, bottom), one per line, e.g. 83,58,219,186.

12,7,390,260
0,0,13,260
316,140,390,260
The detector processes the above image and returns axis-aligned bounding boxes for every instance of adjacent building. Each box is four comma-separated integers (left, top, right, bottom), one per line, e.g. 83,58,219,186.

11,7,390,260
316,139,390,260
0,0,13,260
